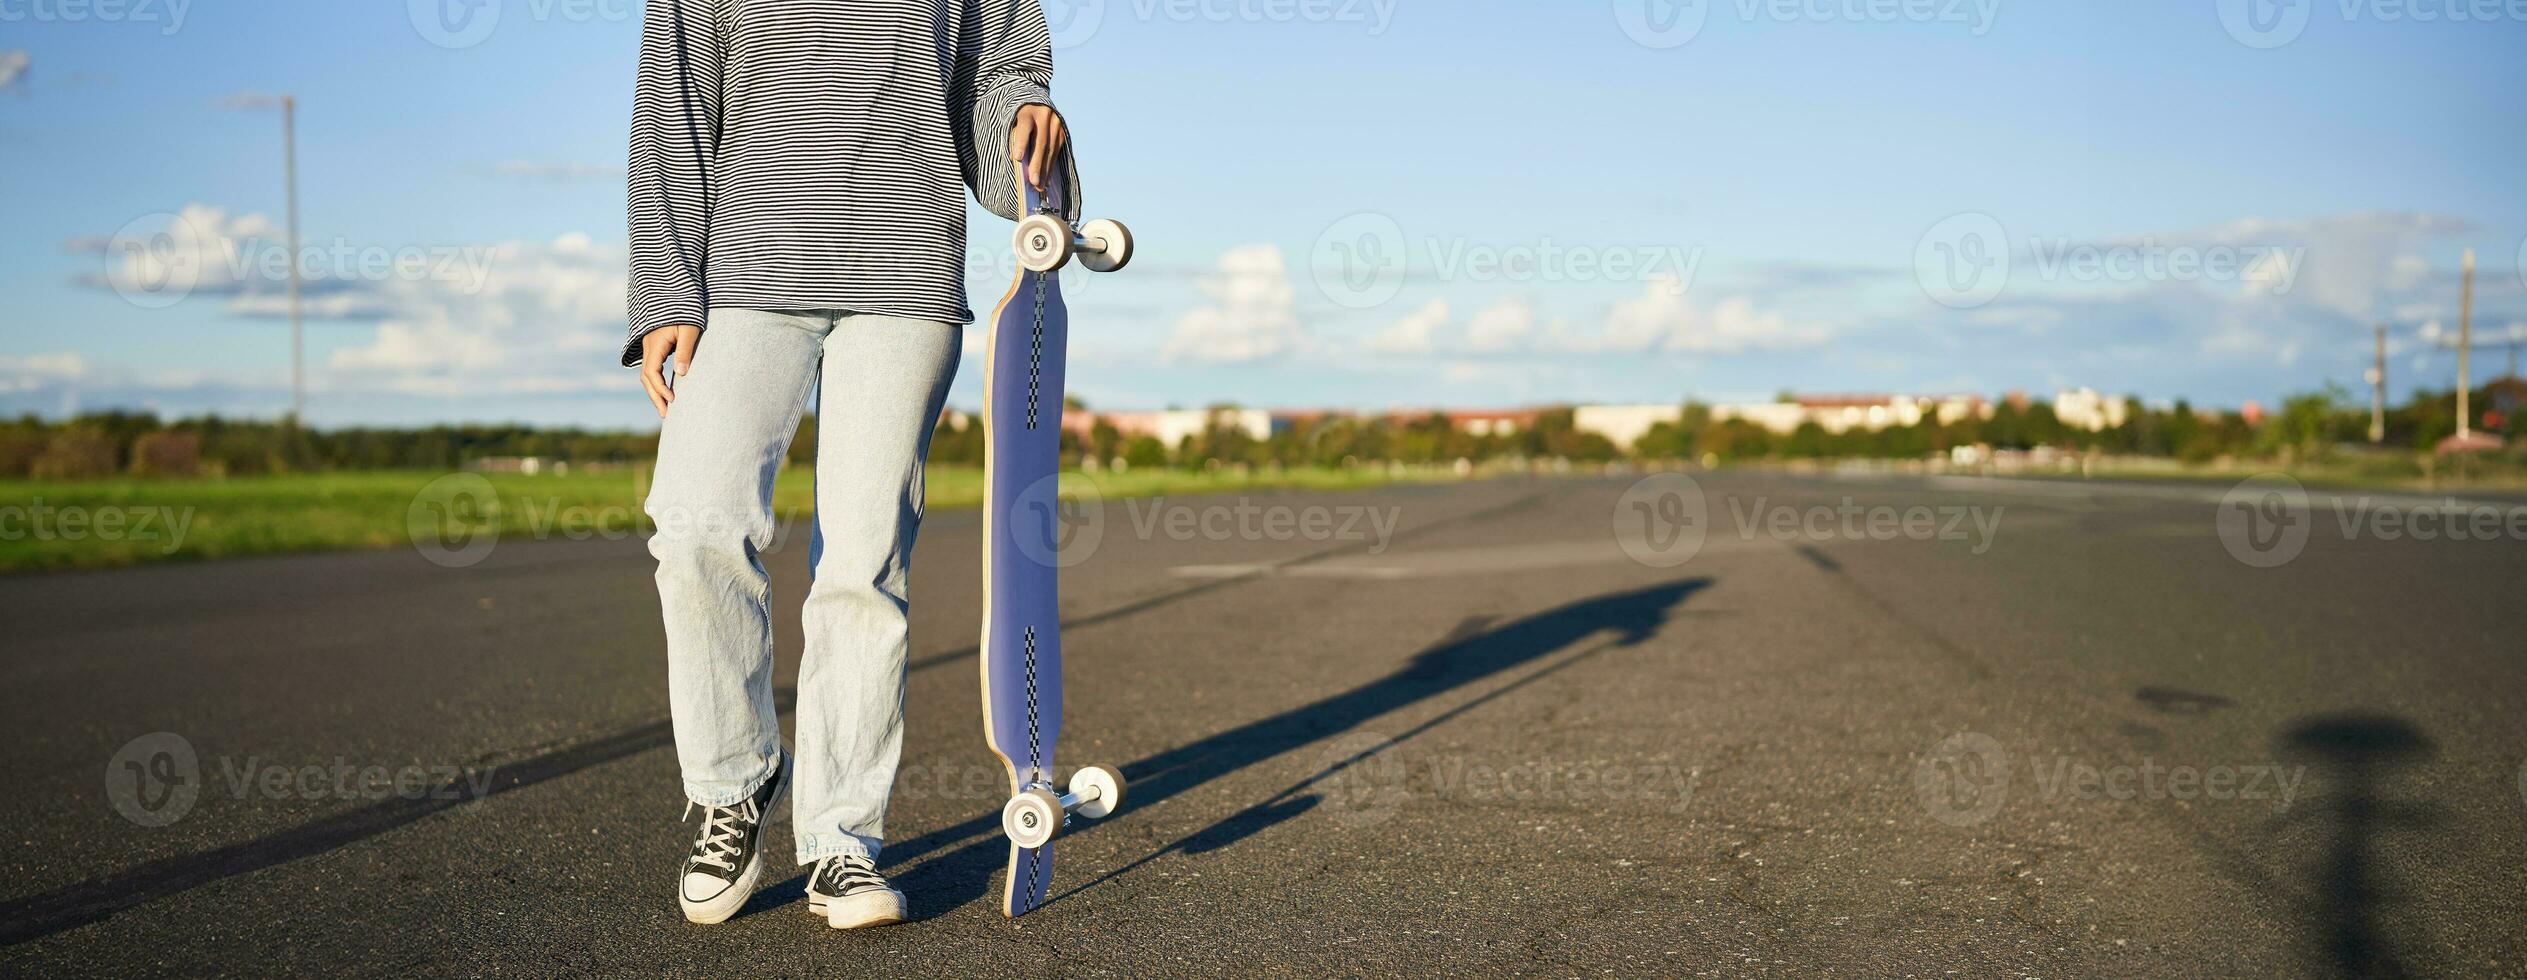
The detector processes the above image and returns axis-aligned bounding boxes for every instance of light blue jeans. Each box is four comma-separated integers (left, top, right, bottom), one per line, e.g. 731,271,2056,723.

646,308,961,864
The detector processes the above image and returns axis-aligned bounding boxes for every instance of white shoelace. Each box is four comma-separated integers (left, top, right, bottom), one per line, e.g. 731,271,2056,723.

682,799,760,873
816,856,890,896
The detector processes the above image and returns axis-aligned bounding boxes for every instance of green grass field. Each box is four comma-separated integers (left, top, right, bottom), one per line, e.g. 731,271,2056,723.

0,465,1449,574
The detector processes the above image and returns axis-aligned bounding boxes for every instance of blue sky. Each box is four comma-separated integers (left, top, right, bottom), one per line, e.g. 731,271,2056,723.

3,0,2524,427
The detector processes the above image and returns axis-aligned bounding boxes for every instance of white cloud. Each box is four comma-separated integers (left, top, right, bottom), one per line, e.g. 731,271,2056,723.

68,203,628,403
1363,298,1445,355
0,352,89,393
1555,274,1830,354
1964,306,2064,333
493,161,622,182
2178,211,2470,319
324,234,624,392
1464,298,1535,353
82,205,281,301
1163,244,1307,364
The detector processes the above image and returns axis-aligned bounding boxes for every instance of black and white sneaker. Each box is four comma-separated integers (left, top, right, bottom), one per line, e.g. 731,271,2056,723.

677,755,789,924
805,855,906,929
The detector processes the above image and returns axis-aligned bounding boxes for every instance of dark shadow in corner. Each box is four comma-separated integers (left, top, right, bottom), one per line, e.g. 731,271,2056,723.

2275,713,2442,980
876,577,1712,918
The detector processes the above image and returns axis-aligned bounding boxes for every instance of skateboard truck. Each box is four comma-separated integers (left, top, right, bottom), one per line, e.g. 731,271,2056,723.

1014,213,1134,274
1000,765,1125,850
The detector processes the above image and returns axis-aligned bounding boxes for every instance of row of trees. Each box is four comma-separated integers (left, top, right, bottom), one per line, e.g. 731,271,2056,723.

2,385,2516,480
0,413,663,479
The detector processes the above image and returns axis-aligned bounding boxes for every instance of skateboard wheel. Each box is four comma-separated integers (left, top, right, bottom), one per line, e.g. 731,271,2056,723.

1002,787,1065,849
1078,218,1132,273
1014,214,1071,272
1069,764,1124,820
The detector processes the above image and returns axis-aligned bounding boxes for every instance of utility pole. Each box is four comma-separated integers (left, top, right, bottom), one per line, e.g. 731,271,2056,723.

283,94,304,425
2455,248,2474,440
2367,324,2385,444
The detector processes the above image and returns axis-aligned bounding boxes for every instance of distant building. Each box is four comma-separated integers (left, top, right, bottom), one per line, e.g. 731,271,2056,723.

2052,388,2130,432
1706,394,1989,436
1441,409,1539,437
1572,404,1683,450
1069,408,1270,447
2484,376,2525,430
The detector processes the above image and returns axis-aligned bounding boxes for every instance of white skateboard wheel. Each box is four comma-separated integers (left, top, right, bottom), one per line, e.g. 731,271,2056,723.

1068,764,1124,820
1002,787,1064,849
1078,218,1132,273
1014,214,1071,272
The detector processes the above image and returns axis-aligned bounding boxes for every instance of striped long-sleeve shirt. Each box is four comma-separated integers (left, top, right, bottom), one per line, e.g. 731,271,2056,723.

624,0,1079,366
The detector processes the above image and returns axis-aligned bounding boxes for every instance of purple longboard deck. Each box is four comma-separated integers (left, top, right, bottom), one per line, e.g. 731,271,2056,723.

980,171,1071,917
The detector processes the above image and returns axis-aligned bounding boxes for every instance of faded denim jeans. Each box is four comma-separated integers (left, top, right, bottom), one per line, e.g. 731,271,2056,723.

645,308,960,864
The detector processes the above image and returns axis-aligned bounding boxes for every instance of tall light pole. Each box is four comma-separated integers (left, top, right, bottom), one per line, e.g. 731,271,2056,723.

2366,324,2385,444
2454,248,2474,441
283,95,304,424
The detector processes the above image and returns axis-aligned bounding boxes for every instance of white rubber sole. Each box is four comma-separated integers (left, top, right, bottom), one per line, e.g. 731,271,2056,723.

809,887,908,930
677,761,789,925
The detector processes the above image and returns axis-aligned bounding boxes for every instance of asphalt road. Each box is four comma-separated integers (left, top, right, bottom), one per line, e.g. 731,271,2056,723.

2,470,2523,977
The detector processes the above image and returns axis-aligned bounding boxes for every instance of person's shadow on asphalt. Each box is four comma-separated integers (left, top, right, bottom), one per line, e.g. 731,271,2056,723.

877,576,1714,920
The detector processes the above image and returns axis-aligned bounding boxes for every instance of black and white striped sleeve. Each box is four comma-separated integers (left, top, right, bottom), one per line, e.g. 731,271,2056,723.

961,0,1080,224
624,0,723,367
